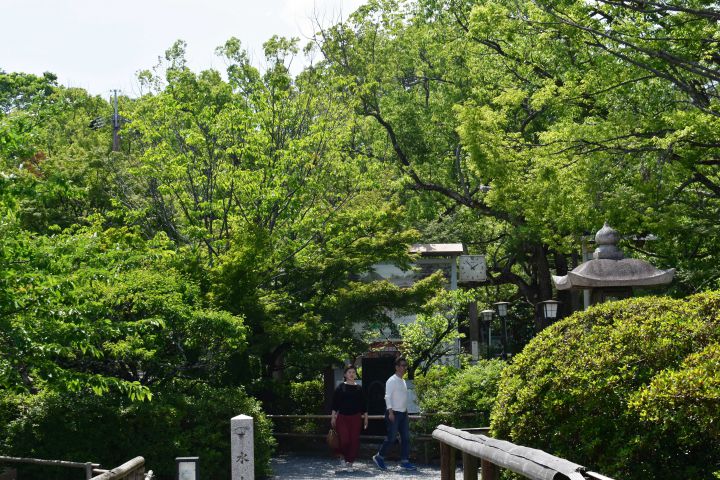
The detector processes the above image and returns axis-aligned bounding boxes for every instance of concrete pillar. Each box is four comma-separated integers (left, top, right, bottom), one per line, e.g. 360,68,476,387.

231,415,254,480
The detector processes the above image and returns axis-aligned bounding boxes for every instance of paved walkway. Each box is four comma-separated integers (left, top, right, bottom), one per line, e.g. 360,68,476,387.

270,454,460,479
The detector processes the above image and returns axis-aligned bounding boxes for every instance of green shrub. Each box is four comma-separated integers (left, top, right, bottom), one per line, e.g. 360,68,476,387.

414,360,505,430
259,378,325,434
0,394,21,451
1,381,275,479
289,379,324,414
490,291,720,480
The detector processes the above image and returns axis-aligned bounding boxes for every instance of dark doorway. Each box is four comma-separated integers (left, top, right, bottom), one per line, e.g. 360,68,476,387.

362,356,396,435
362,356,396,414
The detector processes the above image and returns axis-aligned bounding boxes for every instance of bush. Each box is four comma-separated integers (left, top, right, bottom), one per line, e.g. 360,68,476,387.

259,378,324,415
0,394,21,451
490,291,720,480
289,379,324,415
1,381,275,479
414,360,505,430
258,378,325,435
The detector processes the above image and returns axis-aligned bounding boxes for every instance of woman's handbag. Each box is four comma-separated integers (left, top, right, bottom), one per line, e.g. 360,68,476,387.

326,427,340,450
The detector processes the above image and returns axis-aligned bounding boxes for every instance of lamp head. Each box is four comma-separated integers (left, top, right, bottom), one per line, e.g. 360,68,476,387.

480,309,495,322
493,301,510,317
539,300,561,320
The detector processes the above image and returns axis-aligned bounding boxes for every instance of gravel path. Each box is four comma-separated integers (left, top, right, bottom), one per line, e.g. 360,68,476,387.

270,454,461,479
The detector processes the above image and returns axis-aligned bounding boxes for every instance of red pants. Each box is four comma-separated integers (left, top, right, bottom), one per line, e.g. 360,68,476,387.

335,413,362,463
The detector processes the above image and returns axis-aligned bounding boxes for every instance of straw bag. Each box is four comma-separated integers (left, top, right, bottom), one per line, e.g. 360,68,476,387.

326,428,340,449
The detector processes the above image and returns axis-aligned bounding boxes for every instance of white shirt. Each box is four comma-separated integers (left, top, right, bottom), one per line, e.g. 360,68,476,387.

384,373,408,412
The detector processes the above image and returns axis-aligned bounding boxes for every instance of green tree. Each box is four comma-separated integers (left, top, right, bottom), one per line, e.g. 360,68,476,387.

318,0,720,313
0,221,246,399
316,0,588,315
0,72,121,233
458,0,720,292
125,38,447,385
0,71,58,115
399,287,474,376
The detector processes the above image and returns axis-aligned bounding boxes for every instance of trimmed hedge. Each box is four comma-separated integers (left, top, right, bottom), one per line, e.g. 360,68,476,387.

1,381,275,479
490,291,720,479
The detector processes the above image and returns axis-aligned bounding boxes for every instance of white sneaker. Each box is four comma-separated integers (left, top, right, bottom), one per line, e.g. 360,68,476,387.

345,461,354,472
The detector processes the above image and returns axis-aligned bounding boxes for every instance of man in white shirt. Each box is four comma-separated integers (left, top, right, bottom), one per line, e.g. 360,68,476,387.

372,357,417,471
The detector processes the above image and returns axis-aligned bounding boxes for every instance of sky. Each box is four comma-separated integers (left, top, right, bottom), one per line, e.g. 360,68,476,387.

0,0,366,98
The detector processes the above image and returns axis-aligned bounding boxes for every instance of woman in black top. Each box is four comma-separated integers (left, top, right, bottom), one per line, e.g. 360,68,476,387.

331,365,368,471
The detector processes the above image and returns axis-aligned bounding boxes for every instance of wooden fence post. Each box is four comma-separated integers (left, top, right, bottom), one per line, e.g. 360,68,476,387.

480,459,499,480
462,452,479,480
440,442,456,480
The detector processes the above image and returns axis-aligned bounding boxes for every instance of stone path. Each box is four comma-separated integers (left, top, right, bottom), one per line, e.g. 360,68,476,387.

270,454,461,479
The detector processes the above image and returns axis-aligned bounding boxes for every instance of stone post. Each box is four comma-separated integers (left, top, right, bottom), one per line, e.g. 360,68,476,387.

231,415,254,480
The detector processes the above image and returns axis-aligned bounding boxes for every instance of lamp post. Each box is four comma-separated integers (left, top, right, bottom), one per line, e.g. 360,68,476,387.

493,302,510,359
538,300,561,323
480,309,494,358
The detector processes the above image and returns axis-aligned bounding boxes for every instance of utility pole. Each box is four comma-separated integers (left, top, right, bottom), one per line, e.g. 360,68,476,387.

112,89,120,152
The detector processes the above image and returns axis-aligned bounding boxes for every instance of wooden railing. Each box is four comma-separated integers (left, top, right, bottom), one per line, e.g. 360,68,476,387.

0,455,100,479
0,455,150,480
268,413,486,441
90,457,148,480
268,413,488,464
268,413,429,441
432,425,615,480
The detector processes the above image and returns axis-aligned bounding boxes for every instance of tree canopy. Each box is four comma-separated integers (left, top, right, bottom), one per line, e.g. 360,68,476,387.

317,0,720,306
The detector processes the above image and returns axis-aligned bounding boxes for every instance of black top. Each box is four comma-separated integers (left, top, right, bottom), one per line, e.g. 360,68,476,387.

331,383,367,415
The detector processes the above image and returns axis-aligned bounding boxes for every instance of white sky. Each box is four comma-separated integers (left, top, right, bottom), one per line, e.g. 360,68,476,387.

0,0,366,98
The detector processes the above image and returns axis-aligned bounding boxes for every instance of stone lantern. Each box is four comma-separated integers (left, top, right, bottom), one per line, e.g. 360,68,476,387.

552,223,675,306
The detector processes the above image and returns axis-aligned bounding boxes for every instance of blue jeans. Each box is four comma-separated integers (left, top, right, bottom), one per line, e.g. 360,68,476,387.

377,410,410,461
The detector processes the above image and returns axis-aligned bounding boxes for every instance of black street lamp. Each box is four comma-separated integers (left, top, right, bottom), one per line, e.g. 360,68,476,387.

480,309,495,358
493,301,510,317
493,302,511,359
